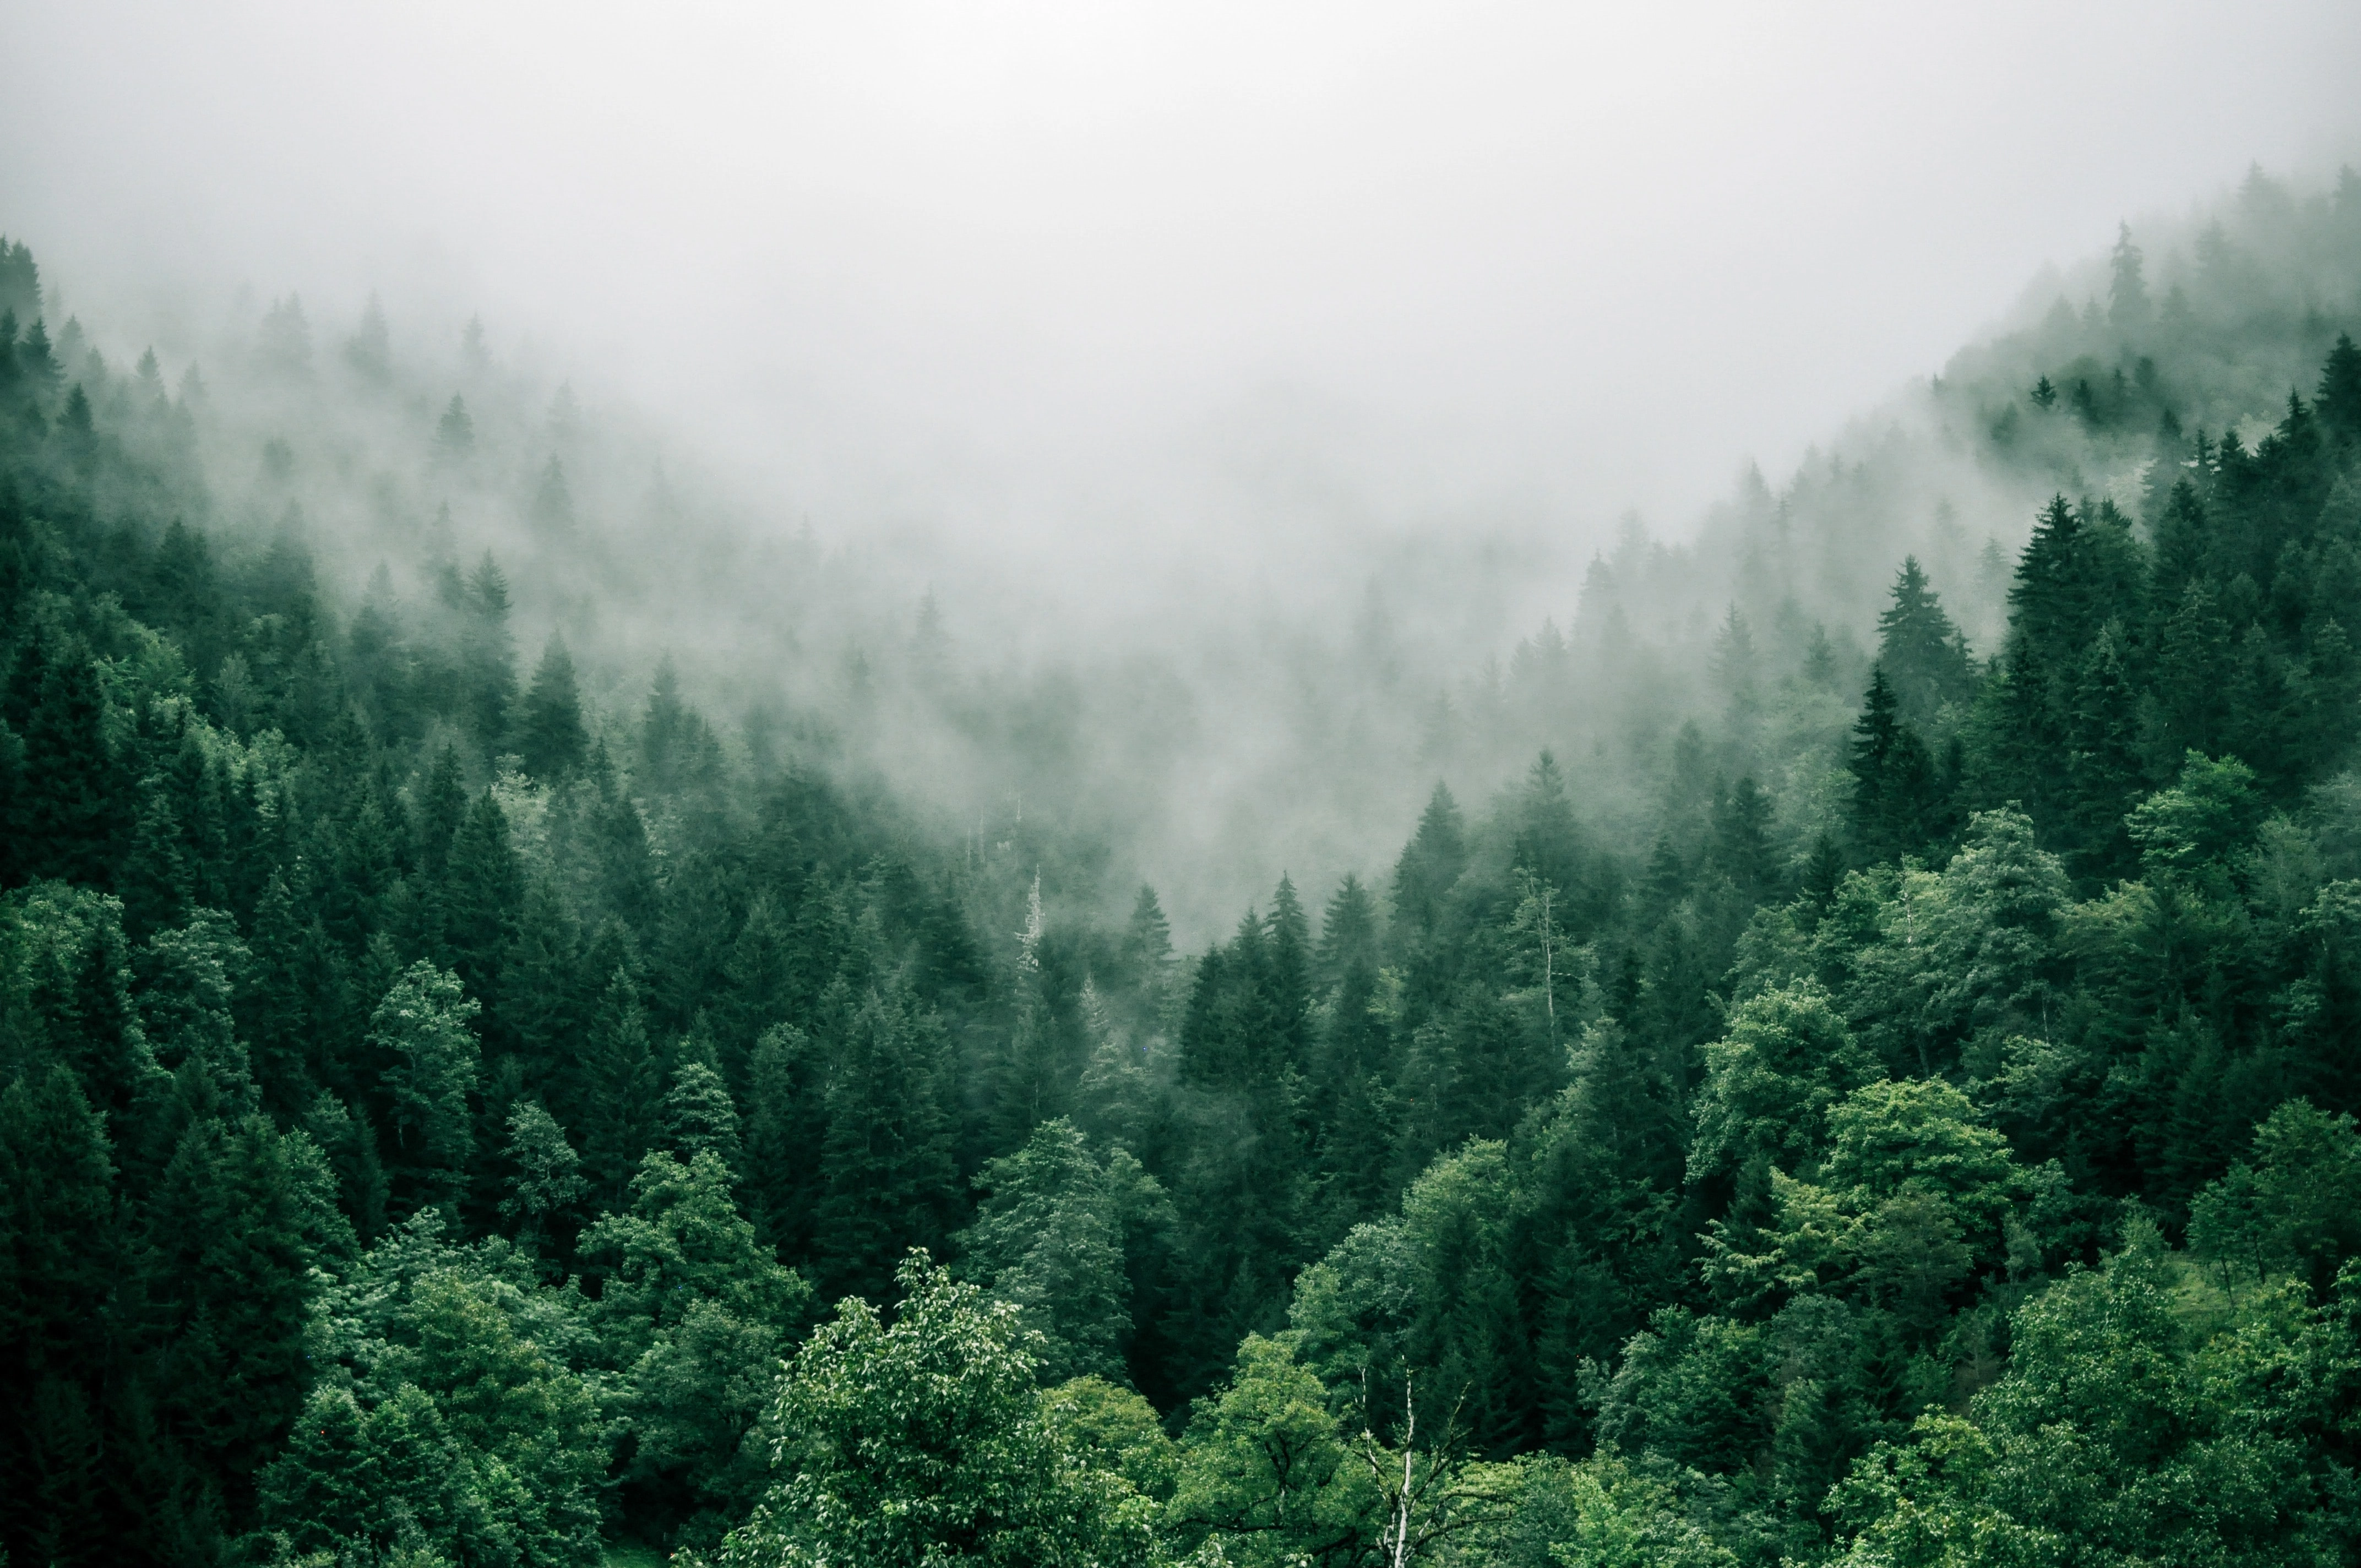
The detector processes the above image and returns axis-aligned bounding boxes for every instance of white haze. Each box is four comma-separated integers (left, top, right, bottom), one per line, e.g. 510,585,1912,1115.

9,3,2359,596
5,2,2361,938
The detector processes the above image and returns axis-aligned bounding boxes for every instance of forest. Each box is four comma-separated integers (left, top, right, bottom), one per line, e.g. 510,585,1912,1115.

6,166,2361,1566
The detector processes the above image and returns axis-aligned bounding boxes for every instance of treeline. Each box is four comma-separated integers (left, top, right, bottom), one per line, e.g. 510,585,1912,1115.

6,202,2361,1568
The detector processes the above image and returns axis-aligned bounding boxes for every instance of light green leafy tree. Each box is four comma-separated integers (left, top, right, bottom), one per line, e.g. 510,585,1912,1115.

1829,1225,2361,1567
709,1251,1158,1568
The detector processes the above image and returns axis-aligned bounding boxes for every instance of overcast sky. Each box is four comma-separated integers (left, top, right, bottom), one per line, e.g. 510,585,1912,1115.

6,1,2360,575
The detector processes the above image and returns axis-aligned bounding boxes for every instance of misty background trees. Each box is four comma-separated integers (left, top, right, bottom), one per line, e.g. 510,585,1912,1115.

5,163,2361,1564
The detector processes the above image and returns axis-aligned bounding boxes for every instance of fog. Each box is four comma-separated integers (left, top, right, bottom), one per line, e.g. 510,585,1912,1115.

11,3,2357,560
6,1,2361,937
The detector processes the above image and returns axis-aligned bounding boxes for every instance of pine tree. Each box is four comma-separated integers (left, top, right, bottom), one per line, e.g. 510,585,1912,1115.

743,1023,826,1257
1392,782,1467,940
1848,667,1938,863
1709,775,1778,900
814,984,960,1302
642,654,692,791
0,1066,123,1566
2318,332,2361,443
119,773,192,939
502,876,584,1087
1516,751,1585,902
17,636,122,886
579,965,660,1206
242,872,311,1110
2146,578,2234,767
2065,623,2145,877
459,552,516,759
1114,884,1176,1020
661,1057,744,1172
2107,221,2151,330
499,1101,585,1258
372,960,482,1216
1315,874,1381,994
530,456,574,538
345,293,390,382
439,790,521,1024
1874,557,1975,729
433,394,474,461
142,1107,322,1534
516,634,587,780
2150,480,2212,601
1266,873,1313,1057
413,743,468,876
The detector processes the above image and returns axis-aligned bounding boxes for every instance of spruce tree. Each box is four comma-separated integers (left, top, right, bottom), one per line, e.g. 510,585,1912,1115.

579,964,660,1206
459,552,516,760
814,984,960,1303
661,1057,744,1172
0,1067,123,1565
1874,557,1975,730
17,637,121,886
516,633,587,780
372,960,482,1216
1848,667,1938,863
2319,331,2361,442
530,456,574,538
1391,782,1467,940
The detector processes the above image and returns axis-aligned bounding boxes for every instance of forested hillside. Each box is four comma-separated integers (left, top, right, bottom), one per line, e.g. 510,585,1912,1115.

7,166,2361,1566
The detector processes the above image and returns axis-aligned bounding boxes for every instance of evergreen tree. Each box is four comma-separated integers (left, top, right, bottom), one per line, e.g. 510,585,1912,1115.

814,984,961,1303
516,633,587,780
498,1099,584,1258
530,455,575,538
579,965,660,1205
1874,558,1975,730
1392,783,1467,940
662,1056,744,1172
1848,667,1938,863
372,960,482,1215
955,1117,1163,1384
2107,221,2151,329
142,1106,323,1540
432,394,474,461
438,789,521,1023
2320,331,2361,442
459,552,516,759
0,1066,123,1565
743,1023,826,1257
345,293,390,382
14,636,122,886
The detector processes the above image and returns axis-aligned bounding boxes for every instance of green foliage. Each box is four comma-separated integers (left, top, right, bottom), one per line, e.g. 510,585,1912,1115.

1170,1333,1378,1564
1830,1230,2361,1567
374,959,483,1215
711,1252,1157,1568
955,1116,1168,1385
10,186,2361,1564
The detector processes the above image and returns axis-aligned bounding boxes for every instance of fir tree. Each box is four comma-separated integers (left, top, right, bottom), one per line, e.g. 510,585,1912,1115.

1874,557,1975,730
1848,667,1938,863
1392,782,1467,940
516,634,587,780
2318,332,2361,442
373,960,482,1215
661,1057,744,1172
432,394,474,461
814,984,960,1303
579,965,660,1205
